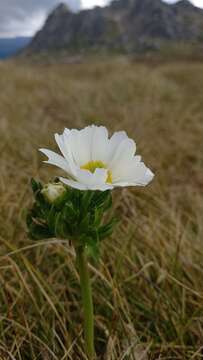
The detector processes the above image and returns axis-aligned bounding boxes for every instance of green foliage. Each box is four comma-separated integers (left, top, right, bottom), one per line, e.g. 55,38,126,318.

26,179,117,260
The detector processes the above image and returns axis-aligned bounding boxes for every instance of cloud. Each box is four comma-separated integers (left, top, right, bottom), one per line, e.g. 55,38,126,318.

0,0,81,38
81,0,110,9
189,0,203,6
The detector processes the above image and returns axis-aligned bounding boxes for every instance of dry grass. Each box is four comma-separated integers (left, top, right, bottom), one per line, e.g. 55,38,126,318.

0,56,203,359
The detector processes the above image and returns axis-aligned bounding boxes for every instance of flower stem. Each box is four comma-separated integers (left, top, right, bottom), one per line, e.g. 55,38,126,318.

76,246,95,359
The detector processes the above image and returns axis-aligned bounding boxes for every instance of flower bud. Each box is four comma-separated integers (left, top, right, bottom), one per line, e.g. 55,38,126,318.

41,183,66,204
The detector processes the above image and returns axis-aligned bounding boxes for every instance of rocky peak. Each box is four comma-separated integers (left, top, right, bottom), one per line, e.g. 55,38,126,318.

50,2,71,15
47,3,72,21
45,2,72,24
174,0,196,8
25,0,203,54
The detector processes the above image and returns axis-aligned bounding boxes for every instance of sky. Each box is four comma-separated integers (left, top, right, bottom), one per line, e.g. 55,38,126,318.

0,0,203,38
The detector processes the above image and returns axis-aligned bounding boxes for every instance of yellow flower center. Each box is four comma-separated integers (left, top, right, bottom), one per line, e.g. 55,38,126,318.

81,160,112,184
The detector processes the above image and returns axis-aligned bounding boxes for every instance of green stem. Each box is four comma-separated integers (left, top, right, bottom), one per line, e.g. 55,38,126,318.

76,246,95,359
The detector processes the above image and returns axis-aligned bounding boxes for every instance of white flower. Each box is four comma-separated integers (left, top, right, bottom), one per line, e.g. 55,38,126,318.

41,183,66,203
40,125,154,191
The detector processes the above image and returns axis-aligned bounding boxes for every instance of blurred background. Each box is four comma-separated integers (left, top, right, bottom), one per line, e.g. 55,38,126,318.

0,0,203,359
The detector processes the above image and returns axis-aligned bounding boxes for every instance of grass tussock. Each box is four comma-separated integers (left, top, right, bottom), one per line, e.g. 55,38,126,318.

0,57,203,359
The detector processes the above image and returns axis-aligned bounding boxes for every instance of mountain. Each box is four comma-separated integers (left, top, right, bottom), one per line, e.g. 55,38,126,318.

0,37,31,59
24,0,203,54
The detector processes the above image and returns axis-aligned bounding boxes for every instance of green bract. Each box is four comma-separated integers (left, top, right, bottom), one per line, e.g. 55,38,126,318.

26,178,117,260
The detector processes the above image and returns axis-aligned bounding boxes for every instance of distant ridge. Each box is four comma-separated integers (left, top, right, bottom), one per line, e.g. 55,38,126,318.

24,0,203,54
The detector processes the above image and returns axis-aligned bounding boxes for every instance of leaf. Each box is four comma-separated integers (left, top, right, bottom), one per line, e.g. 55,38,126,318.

92,190,110,209
93,207,103,227
80,190,95,216
54,188,71,209
98,216,119,240
31,178,42,194
86,236,100,262
86,243,100,262
63,202,77,222
54,212,64,238
79,213,91,233
103,192,113,211
47,205,57,233
28,223,52,240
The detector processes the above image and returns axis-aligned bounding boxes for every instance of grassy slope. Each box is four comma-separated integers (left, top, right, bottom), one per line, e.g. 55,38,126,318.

0,57,202,359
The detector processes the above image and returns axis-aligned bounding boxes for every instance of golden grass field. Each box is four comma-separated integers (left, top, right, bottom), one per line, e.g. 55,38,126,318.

0,56,203,359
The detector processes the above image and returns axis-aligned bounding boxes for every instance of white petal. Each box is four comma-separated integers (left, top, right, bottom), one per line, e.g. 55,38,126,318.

128,162,154,185
55,132,77,176
92,168,109,185
59,177,88,190
76,126,95,165
64,128,70,136
76,168,107,186
112,155,141,182
62,125,108,167
60,176,113,191
75,168,113,190
65,129,82,165
109,138,136,173
62,126,94,167
60,168,114,191
143,168,154,185
39,148,70,173
93,183,114,191
91,126,109,162
55,133,69,160
107,131,128,161
113,160,154,187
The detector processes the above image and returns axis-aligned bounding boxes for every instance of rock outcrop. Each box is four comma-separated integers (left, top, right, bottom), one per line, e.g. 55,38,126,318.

25,0,203,54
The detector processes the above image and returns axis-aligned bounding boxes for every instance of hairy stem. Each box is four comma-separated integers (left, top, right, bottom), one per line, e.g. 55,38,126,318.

76,246,95,359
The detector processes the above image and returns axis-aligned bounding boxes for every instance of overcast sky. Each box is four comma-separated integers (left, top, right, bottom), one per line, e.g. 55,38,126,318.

0,0,202,38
